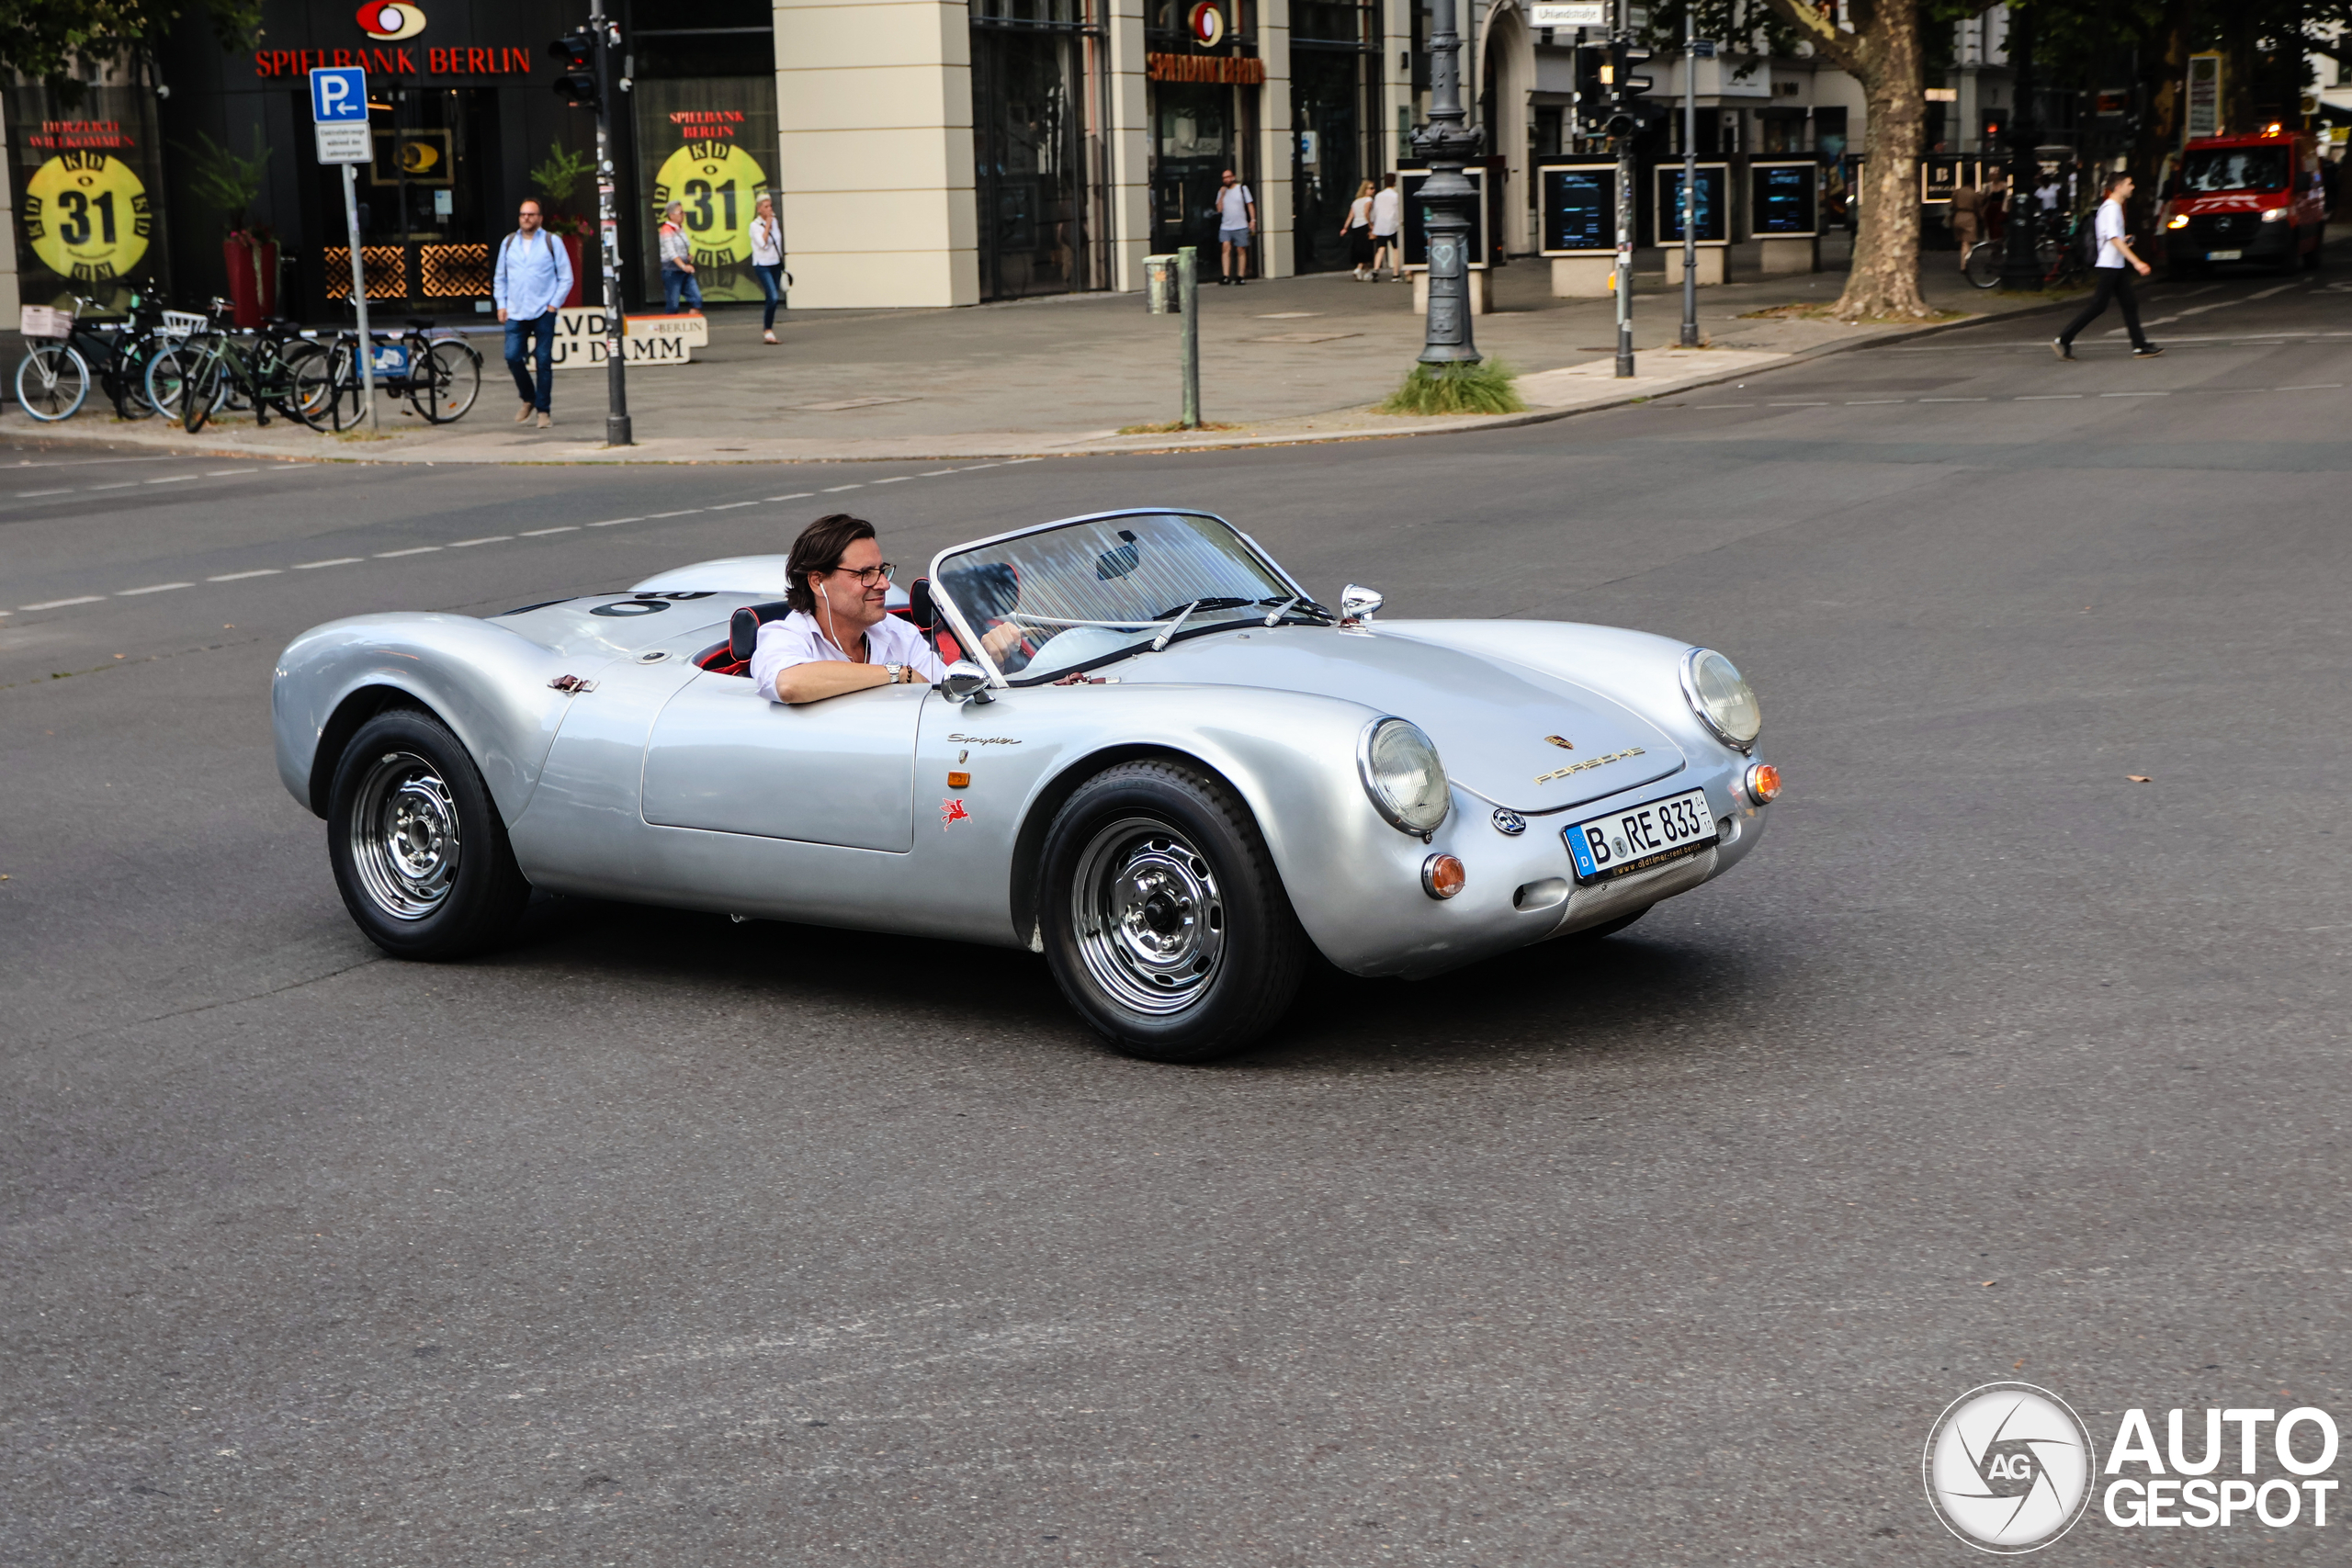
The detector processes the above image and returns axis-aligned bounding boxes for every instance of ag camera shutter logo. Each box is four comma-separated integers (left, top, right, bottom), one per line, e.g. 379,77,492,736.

1923,1382,2095,1553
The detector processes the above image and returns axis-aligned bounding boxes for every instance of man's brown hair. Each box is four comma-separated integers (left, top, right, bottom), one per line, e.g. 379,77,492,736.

785,513,876,614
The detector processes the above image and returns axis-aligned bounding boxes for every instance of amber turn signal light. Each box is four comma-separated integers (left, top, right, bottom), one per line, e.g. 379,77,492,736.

1744,762,1782,804
1420,853,1466,900
947,771,971,788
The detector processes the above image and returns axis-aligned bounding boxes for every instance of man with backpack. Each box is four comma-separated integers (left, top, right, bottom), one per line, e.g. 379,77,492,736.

494,198,574,427
2054,172,2161,361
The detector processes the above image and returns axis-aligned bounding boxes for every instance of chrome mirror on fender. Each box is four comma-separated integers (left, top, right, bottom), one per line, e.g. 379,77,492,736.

936,660,994,704
1339,583,1384,626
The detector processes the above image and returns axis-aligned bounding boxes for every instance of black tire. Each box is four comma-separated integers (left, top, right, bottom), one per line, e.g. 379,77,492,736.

1039,759,1306,1063
413,339,481,423
1961,242,2001,289
327,707,532,960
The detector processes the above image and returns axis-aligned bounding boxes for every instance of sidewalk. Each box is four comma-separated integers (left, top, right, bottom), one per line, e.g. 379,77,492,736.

6,248,2073,465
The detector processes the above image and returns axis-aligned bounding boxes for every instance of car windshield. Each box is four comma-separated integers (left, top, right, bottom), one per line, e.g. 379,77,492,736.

2176,147,2290,194
934,511,1301,683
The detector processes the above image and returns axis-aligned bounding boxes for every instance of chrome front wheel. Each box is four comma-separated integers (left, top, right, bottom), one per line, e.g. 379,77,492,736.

1070,816,1227,1016
1040,760,1305,1063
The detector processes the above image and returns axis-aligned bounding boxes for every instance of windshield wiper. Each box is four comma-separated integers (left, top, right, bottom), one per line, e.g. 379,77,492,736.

1151,599,1203,650
1256,594,1335,626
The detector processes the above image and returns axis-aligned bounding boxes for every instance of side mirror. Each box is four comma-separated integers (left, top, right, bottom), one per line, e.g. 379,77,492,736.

908,576,934,631
936,660,994,704
1339,583,1385,626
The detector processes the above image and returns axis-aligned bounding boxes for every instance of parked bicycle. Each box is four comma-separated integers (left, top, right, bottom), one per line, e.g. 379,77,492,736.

145,308,334,433
13,290,193,422
308,313,484,431
1960,212,2093,290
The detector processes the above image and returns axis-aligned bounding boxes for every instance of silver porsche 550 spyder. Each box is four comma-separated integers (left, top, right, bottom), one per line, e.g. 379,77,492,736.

274,508,1778,1061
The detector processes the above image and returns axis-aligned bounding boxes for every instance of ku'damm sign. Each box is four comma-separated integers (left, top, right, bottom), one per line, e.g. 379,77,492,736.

1925,1383,2341,1553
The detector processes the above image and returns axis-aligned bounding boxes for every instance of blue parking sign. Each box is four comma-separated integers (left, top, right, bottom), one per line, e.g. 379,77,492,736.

310,67,368,123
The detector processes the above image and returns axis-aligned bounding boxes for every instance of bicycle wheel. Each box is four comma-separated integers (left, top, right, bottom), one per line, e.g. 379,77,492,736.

182,353,223,434
1962,241,2002,289
285,341,338,430
413,339,482,423
145,344,196,421
15,343,91,422
103,341,159,419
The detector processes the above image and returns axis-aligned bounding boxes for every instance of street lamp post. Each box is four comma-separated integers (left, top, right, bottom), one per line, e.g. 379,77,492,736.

591,0,633,445
1996,3,2042,292
1414,0,1483,367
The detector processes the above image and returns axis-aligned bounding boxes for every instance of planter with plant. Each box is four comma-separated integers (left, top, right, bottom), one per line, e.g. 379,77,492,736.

529,142,598,307
182,129,277,325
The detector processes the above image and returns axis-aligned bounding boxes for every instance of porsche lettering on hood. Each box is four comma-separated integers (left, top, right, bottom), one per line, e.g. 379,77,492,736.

1134,629,1685,812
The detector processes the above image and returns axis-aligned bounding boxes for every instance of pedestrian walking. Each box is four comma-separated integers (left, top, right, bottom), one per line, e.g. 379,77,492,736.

2054,171,2162,361
1371,171,1404,280
750,193,787,344
493,197,573,429
1342,179,1376,279
659,201,703,314
1949,179,1982,270
1214,169,1255,285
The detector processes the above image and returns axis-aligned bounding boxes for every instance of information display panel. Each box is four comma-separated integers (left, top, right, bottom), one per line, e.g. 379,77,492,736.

1397,165,1489,270
1748,161,1819,237
1538,160,1618,254
1653,163,1730,246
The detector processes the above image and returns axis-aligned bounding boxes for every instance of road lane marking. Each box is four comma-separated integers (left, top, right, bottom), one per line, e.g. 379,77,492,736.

1920,397,1988,402
293,557,365,569
86,482,139,491
1844,400,1906,405
375,547,443,558
2276,383,2344,389
821,483,863,491
208,569,282,581
19,596,107,611
18,489,72,497
448,536,511,547
117,581,194,595
766,492,814,501
142,475,200,485
707,501,759,510
2016,394,2082,400
647,509,703,518
585,516,639,526
519,525,578,536
918,470,957,477
2099,390,2168,397
1768,400,1830,406
869,476,912,484
203,469,259,478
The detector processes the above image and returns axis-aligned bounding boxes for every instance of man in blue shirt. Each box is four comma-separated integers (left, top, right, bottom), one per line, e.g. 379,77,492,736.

494,199,574,428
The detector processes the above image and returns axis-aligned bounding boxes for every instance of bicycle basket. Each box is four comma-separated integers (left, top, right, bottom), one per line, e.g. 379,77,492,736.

19,305,72,339
160,310,209,338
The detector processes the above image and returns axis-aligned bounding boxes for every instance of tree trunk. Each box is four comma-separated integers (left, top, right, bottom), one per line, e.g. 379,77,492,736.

1764,0,1931,320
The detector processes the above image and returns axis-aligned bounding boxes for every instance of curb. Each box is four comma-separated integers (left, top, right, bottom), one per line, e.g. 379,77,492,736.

0,294,2063,467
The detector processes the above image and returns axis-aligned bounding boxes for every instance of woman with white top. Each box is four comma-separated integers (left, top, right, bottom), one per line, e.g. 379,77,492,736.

1342,179,1376,280
750,193,786,344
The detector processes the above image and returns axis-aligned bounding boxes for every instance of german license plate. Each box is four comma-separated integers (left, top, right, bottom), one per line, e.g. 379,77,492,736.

2208,249,2242,261
1565,785,1717,883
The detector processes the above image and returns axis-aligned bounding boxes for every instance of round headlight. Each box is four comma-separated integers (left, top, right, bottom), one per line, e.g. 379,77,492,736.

1358,717,1450,835
1681,648,1761,750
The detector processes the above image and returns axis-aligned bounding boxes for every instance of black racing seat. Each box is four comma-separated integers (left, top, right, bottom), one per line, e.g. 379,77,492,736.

729,600,792,662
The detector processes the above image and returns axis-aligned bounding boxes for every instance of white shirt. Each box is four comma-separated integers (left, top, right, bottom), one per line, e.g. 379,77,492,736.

750,214,783,266
1216,184,1254,228
749,608,944,702
1370,186,1402,236
2094,197,2128,269
1345,194,1374,229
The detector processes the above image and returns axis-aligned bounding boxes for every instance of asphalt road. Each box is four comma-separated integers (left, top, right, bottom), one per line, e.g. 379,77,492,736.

6,272,2350,1566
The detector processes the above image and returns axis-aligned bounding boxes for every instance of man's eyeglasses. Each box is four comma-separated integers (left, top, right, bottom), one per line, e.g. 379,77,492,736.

830,561,896,586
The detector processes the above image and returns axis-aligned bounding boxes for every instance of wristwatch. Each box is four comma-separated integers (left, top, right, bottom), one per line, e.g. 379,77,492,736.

884,663,908,683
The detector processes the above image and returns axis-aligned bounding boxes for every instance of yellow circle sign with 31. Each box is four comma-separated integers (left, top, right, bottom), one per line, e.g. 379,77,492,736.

24,151,153,283
650,140,766,266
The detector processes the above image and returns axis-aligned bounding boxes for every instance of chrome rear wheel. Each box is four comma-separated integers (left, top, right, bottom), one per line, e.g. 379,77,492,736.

347,750,462,919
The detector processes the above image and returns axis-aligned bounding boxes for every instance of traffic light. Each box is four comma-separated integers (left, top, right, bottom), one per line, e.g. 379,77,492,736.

1573,44,1612,135
550,28,599,109
1605,40,1657,140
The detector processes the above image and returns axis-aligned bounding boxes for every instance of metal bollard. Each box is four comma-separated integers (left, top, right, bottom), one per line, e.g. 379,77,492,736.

1177,246,1200,429
1146,254,1178,313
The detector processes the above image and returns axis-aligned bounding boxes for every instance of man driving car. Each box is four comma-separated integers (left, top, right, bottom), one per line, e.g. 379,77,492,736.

752,514,946,704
